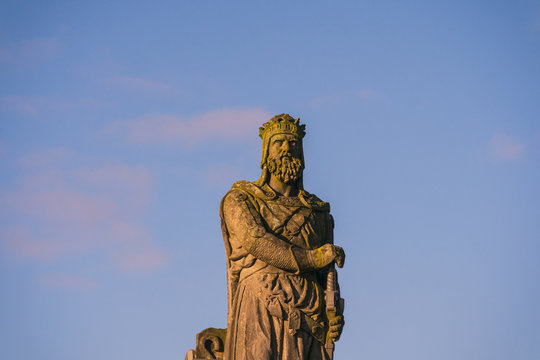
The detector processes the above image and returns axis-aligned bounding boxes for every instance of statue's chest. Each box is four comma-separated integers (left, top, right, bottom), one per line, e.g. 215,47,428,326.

256,198,327,249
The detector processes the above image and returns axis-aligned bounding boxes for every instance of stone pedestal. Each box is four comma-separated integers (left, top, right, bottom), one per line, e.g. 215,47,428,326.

185,328,227,360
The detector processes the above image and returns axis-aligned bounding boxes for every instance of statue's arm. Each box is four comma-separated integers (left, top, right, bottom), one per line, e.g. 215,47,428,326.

222,190,340,272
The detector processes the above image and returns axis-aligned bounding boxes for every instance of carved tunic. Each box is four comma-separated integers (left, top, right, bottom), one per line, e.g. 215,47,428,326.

220,181,334,360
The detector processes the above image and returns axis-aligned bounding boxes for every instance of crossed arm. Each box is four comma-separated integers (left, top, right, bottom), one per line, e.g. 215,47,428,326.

222,190,344,273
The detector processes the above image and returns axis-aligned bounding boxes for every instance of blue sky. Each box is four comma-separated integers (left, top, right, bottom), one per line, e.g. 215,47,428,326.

1,1,539,359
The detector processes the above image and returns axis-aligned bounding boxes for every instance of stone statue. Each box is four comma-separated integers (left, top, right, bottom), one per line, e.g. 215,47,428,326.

185,114,345,360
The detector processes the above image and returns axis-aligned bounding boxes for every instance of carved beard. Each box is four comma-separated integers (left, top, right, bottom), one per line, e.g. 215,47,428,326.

266,154,303,184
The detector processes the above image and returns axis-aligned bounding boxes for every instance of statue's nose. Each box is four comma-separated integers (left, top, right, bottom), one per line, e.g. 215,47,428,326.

281,141,290,151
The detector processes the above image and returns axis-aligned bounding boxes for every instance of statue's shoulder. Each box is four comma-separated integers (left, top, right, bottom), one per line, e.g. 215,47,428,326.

230,180,257,193
227,180,277,201
299,189,331,212
221,181,248,202
222,180,266,202
220,182,253,220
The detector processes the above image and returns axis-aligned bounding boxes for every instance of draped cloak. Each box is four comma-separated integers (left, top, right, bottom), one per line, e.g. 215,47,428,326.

219,181,336,360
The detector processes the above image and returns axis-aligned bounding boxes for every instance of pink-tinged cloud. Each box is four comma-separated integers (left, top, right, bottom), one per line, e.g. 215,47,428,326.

8,163,154,218
108,76,177,96
0,38,63,65
108,222,154,248
115,247,170,271
109,222,170,272
2,227,69,260
490,133,525,160
76,164,153,191
0,95,41,115
18,147,77,167
76,164,154,208
0,224,104,260
4,190,117,225
104,108,270,145
2,157,167,273
0,95,104,115
40,272,96,291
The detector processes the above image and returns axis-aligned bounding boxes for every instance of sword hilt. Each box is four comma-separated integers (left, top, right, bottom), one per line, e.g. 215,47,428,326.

325,266,336,311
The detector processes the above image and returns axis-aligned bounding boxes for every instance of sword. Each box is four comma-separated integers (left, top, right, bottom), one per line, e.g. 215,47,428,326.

325,265,344,360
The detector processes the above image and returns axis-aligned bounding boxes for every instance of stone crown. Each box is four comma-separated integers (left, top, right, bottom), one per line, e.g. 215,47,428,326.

259,114,306,141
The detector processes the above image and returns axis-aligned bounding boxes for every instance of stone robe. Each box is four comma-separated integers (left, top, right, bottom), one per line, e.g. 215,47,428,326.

220,181,336,360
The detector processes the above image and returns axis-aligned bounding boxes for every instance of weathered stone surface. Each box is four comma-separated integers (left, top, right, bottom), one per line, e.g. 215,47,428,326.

186,114,345,360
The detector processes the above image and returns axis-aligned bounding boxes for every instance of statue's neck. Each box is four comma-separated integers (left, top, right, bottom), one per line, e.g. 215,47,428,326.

268,175,299,197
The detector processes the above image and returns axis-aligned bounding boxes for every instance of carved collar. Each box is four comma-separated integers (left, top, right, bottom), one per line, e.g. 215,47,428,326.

231,181,330,212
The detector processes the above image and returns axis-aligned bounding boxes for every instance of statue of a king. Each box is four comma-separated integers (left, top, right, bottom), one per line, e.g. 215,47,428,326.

219,114,345,360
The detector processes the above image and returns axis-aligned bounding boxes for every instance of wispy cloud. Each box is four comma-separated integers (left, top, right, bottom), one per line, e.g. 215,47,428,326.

0,151,167,272
76,164,154,207
0,95,42,115
0,95,103,116
109,222,170,271
0,37,64,65
4,189,117,225
2,227,79,260
107,76,178,96
19,148,77,167
103,107,270,145
115,247,170,272
40,272,96,291
489,133,525,160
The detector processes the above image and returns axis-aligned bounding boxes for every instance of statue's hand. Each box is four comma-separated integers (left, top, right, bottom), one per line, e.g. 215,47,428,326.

328,314,345,342
333,245,345,268
309,244,345,269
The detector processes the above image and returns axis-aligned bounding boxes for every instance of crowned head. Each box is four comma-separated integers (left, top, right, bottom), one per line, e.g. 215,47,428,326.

256,114,306,187
259,114,306,168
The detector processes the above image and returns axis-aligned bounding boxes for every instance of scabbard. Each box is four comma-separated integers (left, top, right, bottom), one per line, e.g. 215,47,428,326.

325,342,334,360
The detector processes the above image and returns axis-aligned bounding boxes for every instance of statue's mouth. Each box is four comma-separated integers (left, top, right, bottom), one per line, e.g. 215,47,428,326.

280,153,293,160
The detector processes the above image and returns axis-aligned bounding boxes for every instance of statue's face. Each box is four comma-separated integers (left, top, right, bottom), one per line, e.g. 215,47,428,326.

266,134,303,184
268,133,302,160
